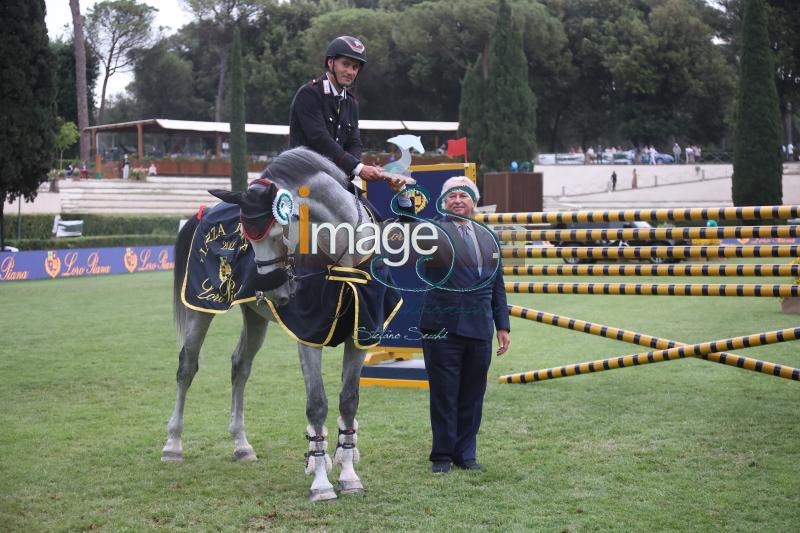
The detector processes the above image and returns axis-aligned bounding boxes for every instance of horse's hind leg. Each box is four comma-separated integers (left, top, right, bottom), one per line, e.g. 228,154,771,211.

298,343,336,502
162,310,213,462
334,337,367,495
229,304,268,462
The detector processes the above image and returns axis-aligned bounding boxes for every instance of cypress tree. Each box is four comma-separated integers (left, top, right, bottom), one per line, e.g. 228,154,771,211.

482,0,537,172
458,56,486,165
0,0,56,250
732,0,783,206
229,26,247,192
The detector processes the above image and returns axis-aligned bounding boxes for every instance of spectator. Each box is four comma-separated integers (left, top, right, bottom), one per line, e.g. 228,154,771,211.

694,145,702,163
65,163,74,178
122,154,130,180
148,162,158,176
648,145,656,165
79,161,88,180
686,145,694,164
585,146,595,165
788,143,795,161
673,143,682,164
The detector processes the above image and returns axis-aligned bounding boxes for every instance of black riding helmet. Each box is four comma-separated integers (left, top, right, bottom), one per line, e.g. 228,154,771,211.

324,36,367,86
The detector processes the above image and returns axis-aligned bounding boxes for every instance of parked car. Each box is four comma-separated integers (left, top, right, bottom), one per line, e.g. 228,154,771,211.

552,220,690,264
619,150,674,164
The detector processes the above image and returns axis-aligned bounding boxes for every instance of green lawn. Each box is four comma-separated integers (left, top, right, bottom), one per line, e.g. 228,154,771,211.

1,264,798,531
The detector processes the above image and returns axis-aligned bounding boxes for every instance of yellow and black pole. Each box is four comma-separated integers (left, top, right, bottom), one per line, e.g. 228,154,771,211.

496,225,800,242
504,282,800,297
476,205,800,224
502,245,800,260
501,305,800,381
503,264,800,277
500,324,800,384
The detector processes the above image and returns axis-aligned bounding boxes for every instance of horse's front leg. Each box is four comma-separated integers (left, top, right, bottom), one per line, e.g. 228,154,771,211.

334,337,367,494
298,343,336,502
229,305,268,461
162,310,213,462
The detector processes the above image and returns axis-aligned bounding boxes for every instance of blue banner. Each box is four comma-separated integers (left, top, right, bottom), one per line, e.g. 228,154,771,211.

0,246,175,282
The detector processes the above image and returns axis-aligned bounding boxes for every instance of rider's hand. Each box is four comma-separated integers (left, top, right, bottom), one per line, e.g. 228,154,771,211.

359,165,384,181
388,177,406,192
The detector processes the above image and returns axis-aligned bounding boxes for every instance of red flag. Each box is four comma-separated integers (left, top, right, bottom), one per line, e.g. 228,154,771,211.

447,137,467,158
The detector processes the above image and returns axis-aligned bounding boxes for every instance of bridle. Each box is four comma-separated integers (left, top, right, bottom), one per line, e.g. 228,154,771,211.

248,174,366,300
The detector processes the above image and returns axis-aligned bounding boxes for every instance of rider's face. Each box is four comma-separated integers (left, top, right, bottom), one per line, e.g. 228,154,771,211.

328,56,361,88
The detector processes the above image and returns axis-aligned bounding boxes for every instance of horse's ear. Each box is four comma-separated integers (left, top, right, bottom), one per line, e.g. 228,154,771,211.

209,189,242,205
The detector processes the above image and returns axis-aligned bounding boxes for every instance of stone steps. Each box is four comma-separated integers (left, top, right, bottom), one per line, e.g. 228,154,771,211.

58,176,232,214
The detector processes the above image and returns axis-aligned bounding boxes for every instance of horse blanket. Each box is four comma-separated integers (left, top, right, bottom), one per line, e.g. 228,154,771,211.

181,201,403,348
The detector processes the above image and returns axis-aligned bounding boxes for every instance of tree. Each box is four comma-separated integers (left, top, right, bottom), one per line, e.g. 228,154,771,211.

458,57,487,164
52,37,100,155
0,0,56,250
732,0,783,206
713,0,800,146
480,0,537,171
127,39,202,119
86,0,157,124
229,26,247,191
55,121,80,169
70,0,91,162
181,0,262,122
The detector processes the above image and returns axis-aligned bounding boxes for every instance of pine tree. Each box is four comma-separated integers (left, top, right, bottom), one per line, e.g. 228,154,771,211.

0,0,56,249
229,26,247,192
482,0,537,172
732,0,783,206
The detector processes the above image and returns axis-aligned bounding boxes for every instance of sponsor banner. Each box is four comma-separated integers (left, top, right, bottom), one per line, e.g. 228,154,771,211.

0,246,175,282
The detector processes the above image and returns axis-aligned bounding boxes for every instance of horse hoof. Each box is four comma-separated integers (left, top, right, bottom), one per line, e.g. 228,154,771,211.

161,450,183,463
309,488,337,502
233,447,258,462
337,480,365,495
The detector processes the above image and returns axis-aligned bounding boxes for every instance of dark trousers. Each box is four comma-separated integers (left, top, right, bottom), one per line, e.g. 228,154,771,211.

422,334,491,464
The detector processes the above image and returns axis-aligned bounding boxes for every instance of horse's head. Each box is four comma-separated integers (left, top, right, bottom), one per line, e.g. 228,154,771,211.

209,181,295,306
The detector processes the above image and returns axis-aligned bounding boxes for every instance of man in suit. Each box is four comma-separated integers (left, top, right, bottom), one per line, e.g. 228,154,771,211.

416,176,511,473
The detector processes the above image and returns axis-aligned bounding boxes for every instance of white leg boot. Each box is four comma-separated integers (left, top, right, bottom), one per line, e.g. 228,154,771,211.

305,425,336,502
334,416,364,494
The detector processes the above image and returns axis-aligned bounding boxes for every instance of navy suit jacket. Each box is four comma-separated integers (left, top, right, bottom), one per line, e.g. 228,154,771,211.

419,217,510,341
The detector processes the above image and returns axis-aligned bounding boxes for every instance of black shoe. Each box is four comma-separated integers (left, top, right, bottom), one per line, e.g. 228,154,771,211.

454,460,481,470
431,461,451,474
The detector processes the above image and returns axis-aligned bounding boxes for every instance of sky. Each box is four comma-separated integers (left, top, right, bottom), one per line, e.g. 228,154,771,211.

45,0,193,97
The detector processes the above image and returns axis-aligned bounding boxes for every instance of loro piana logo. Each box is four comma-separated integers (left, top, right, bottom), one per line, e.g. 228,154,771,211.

44,251,61,278
124,248,138,272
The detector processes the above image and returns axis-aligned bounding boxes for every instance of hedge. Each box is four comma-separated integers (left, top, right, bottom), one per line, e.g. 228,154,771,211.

6,234,177,251
2,213,185,241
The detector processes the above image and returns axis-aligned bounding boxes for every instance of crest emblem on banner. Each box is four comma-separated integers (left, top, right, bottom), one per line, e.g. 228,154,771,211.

408,188,428,214
124,248,138,272
219,257,232,284
44,251,61,278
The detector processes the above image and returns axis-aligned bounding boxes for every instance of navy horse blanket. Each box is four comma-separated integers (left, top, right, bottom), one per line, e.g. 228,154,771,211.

181,201,403,348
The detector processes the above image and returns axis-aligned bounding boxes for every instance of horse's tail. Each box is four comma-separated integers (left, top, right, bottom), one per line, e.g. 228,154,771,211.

174,215,199,346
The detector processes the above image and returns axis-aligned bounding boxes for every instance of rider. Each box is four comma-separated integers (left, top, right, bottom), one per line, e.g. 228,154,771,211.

289,35,384,186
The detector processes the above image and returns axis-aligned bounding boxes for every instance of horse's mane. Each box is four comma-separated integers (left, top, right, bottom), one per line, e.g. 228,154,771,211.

267,147,349,190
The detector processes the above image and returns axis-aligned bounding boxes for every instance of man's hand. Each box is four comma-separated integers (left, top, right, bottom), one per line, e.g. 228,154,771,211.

359,165,384,181
496,329,510,356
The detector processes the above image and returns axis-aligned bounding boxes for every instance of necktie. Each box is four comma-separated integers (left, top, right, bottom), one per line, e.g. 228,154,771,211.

459,224,481,277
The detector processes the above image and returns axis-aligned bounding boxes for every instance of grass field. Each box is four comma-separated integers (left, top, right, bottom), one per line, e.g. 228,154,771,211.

1,263,799,531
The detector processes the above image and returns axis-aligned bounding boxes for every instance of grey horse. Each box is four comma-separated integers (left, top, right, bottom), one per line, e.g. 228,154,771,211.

162,147,384,501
